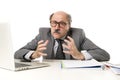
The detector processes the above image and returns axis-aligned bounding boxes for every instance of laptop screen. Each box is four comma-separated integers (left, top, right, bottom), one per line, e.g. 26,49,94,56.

0,23,15,70
0,23,49,71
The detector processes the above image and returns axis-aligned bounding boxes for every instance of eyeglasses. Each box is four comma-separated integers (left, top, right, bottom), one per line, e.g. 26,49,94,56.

50,21,68,28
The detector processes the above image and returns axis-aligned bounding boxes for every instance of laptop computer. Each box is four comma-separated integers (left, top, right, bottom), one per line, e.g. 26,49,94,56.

0,23,49,71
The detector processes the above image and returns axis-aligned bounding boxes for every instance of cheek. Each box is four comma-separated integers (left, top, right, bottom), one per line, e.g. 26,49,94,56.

63,26,69,32
61,28,69,35
51,28,54,34
51,27,56,32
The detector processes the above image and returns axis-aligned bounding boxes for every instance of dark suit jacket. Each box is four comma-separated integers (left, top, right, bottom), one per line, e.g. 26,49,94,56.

14,28,110,61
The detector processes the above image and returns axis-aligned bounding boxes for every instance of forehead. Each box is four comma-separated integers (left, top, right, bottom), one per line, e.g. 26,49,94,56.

51,13,68,22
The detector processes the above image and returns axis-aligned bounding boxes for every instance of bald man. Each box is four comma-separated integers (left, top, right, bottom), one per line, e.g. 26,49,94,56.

14,11,110,61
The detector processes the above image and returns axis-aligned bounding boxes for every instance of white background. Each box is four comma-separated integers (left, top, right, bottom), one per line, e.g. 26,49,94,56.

0,0,120,63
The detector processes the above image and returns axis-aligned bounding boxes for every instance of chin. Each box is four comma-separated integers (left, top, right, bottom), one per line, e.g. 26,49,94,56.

54,36,61,39
53,34,61,39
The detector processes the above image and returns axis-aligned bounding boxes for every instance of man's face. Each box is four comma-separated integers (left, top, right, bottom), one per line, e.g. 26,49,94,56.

50,13,70,39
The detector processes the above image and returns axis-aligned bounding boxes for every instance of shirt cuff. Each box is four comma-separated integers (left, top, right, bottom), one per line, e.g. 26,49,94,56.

81,50,93,60
24,51,34,60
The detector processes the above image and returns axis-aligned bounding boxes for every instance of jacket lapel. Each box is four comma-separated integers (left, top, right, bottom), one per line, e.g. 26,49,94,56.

45,33,54,59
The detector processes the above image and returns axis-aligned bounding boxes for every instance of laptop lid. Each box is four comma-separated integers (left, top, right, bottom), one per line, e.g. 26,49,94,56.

0,23,15,70
0,23,49,71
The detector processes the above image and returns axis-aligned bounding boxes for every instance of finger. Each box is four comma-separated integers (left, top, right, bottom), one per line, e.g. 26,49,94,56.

36,53,47,58
37,47,47,52
38,40,44,45
38,43,47,48
67,36,74,42
38,40,49,48
62,44,70,50
63,50,71,54
38,40,49,45
44,40,49,45
64,39,71,45
39,53,47,56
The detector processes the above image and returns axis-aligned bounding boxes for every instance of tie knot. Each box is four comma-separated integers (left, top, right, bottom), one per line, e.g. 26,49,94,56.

56,39,63,43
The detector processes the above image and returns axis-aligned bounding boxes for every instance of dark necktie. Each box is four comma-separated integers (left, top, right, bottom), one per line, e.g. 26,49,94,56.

55,39,65,59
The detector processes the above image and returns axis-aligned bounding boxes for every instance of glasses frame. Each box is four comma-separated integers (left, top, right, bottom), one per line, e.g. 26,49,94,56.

50,21,68,28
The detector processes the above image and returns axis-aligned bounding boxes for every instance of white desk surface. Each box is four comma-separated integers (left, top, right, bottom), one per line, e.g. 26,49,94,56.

0,60,120,80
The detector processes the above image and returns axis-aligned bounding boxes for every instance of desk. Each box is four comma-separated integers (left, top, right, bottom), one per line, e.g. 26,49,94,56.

0,60,120,80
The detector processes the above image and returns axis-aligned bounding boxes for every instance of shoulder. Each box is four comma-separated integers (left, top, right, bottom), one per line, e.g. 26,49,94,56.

39,27,51,32
70,28,85,35
70,28,86,41
38,27,51,35
38,27,51,40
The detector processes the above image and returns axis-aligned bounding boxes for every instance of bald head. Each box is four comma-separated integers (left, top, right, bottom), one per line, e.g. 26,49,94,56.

49,11,72,25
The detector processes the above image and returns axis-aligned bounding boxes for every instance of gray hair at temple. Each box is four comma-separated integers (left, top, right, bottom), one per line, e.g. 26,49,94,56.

49,11,72,25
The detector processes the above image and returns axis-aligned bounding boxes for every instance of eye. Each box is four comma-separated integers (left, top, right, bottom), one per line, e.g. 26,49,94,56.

60,22,67,26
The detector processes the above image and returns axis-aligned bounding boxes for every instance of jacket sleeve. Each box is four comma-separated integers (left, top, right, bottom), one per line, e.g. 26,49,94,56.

80,30,110,61
14,33,41,59
14,28,50,60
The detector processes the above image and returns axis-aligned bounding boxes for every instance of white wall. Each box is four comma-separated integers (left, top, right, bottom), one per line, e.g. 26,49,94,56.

0,0,120,63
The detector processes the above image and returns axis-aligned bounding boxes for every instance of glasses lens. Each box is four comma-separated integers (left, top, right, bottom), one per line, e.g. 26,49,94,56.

50,21,67,27
50,21,57,26
59,22,67,26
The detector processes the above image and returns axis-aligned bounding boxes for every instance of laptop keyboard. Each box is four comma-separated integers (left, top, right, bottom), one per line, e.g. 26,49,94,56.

15,62,30,68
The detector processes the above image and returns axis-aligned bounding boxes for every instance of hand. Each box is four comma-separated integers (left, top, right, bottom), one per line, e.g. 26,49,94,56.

31,40,49,59
63,36,85,60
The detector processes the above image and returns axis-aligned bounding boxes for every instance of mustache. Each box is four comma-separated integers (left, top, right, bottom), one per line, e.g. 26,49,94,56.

54,29,61,34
